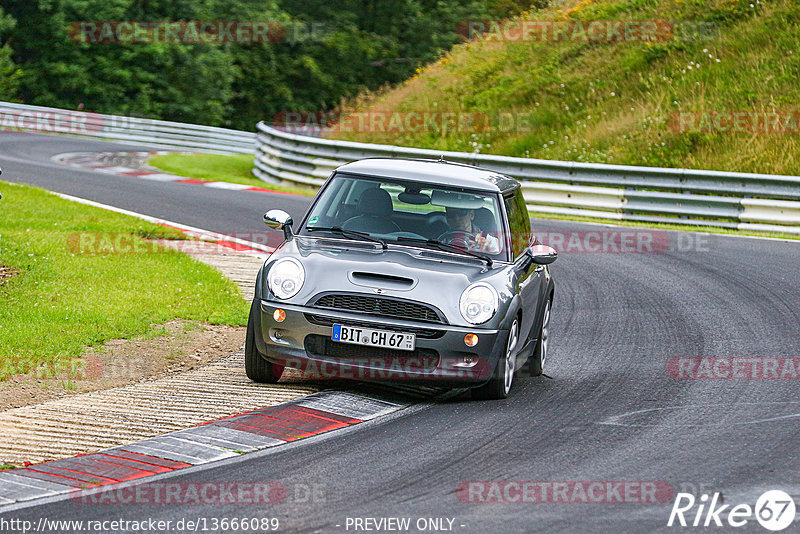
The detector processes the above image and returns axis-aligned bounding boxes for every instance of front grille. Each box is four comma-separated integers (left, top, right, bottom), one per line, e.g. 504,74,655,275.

304,335,439,371
309,293,445,324
304,314,444,339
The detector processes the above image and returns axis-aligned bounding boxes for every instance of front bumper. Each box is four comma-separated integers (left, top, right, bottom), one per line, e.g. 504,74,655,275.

254,299,509,386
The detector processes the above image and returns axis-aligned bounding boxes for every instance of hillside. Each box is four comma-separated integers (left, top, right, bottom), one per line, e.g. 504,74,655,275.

327,0,800,176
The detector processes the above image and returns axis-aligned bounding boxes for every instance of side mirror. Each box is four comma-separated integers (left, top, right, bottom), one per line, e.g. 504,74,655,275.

264,209,294,241
528,244,558,265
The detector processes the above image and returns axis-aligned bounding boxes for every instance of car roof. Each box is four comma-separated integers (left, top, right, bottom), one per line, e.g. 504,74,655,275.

333,158,520,193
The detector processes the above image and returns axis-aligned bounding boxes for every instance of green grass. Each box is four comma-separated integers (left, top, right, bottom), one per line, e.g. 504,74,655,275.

149,153,316,196
0,180,249,381
331,0,800,176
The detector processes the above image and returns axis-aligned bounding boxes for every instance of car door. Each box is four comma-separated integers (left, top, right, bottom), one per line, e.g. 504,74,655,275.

504,188,545,357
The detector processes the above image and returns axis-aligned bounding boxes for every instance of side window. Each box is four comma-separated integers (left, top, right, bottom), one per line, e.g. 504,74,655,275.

504,189,531,258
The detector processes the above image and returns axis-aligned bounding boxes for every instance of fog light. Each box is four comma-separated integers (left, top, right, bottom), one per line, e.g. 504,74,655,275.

273,309,286,322
464,333,479,347
452,354,479,368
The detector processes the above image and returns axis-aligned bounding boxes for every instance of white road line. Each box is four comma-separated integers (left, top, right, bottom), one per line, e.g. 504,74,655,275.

51,191,275,254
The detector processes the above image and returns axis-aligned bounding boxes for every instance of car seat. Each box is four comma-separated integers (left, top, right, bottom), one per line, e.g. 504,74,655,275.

473,207,498,235
342,188,402,234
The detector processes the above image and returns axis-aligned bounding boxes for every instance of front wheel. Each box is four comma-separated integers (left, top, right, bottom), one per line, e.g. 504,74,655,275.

245,303,284,383
530,299,551,377
472,318,519,400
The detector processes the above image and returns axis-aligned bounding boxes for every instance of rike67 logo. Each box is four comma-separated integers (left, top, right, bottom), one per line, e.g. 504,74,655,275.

668,490,796,531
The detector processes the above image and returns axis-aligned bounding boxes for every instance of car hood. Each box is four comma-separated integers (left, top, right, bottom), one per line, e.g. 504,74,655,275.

265,236,512,325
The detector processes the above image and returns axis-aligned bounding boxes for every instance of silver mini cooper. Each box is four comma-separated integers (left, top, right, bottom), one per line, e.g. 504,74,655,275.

246,158,556,399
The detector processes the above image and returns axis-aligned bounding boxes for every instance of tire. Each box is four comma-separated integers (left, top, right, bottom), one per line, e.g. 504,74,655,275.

245,303,284,383
472,317,519,400
530,298,551,377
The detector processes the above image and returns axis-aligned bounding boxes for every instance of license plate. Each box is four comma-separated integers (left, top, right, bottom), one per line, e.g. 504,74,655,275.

332,324,416,351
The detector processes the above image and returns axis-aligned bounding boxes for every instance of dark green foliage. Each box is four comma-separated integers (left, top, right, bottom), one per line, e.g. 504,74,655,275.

0,0,528,130
0,7,21,99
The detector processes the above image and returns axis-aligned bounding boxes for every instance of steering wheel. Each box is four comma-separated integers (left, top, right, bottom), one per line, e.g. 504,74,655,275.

437,230,480,249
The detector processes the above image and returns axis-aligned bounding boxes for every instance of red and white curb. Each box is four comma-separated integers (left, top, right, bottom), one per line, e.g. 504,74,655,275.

0,391,405,507
53,151,299,196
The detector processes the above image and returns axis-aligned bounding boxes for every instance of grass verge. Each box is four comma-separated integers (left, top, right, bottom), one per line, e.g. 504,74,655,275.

149,153,316,196
0,180,249,381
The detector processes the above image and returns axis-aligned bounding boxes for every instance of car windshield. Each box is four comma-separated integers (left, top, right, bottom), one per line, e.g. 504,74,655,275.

299,174,508,261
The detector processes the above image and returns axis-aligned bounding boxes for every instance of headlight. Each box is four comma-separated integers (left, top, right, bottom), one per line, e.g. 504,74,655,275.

268,258,305,300
459,282,498,325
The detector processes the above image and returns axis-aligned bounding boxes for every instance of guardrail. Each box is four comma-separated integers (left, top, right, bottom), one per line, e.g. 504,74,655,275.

0,101,255,154
254,122,800,234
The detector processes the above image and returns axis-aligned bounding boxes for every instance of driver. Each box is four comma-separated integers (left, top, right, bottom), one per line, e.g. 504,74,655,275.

444,207,500,253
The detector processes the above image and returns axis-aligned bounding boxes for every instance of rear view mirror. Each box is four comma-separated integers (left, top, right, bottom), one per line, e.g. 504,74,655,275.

264,209,294,240
528,244,558,265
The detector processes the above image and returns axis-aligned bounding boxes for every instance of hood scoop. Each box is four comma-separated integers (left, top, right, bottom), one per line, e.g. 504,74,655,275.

349,271,416,291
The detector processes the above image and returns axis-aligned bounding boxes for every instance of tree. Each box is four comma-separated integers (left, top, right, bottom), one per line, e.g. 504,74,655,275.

0,7,21,100
1,0,530,128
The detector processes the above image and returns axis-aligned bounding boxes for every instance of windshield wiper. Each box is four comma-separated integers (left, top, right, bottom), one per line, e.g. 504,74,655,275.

306,226,387,249
395,236,492,266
